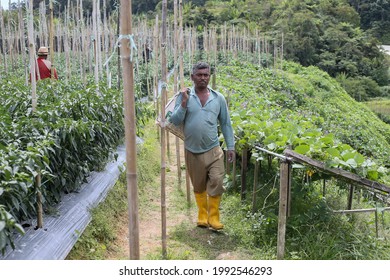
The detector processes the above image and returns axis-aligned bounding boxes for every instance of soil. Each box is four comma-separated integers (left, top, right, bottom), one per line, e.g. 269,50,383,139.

105,133,197,259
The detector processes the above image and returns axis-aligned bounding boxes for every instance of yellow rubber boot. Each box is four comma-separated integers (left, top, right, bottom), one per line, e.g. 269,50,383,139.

194,192,208,227
208,195,224,230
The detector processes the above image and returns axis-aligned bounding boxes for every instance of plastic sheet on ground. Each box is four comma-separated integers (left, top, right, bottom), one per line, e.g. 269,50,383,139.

0,143,131,260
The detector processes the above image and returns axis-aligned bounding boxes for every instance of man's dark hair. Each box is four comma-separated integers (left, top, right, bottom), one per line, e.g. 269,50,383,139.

192,62,210,74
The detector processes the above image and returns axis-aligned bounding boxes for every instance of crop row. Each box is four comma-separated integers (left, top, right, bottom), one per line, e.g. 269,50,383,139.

0,77,150,254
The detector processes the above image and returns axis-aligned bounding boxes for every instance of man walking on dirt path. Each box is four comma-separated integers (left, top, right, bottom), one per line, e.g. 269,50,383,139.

170,61,235,230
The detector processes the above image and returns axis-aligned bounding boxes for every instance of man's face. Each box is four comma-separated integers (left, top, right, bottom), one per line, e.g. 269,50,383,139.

191,68,210,89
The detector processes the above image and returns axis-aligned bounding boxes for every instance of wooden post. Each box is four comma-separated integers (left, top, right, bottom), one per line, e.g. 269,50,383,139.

287,161,292,217
252,160,259,213
179,0,191,204
120,0,140,260
347,184,354,210
277,160,290,260
232,157,236,190
240,148,248,201
375,202,379,238
322,179,326,197
160,0,168,259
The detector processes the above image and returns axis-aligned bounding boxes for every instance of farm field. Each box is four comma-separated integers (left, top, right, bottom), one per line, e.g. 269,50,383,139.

364,99,390,124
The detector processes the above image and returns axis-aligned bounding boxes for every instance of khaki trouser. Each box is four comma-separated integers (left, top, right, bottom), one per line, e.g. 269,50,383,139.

185,146,225,197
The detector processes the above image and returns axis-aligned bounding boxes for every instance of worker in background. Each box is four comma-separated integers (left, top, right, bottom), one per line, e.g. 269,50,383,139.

35,46,58,80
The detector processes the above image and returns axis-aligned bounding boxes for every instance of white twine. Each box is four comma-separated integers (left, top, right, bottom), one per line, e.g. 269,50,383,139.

103,34,138,67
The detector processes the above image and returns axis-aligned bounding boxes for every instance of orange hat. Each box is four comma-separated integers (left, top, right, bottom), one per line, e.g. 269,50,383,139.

37,47,49,55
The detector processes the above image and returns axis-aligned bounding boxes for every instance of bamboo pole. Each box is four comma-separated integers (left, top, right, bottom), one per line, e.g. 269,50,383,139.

27,0,37,111
173,0,182,186
49,0,55,80
26,0,43,229
36,172,43,229
0,5,8,74
241,148,248,200
120,0,140,260
333,207,390,214
161,0,168,259
92,0,99,87
153,15,160,140
64,5,71,80
347,184,354,210
252,160,260,213
117,9,121,89
179,0,191,204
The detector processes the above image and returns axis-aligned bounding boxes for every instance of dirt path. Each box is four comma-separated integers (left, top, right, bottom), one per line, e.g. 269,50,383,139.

106,133,250,260
105,133,197,259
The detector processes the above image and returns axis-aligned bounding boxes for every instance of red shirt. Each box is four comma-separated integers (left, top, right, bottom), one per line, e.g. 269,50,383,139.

35,57,58,80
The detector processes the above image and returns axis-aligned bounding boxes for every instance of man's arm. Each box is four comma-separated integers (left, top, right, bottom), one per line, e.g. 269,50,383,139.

169,90,187,126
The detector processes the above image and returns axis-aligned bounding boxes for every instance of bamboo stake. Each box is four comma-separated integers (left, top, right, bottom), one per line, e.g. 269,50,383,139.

36,172,43,229
120,0,140,260
241,148,248,200
27,0,37,111
173,0,182,186
161,0,168,259
0,5,8,74
26,0,43,229
92,0,99,88
153,15,160,140
347,184,354,210
64,5,71,80
252,160,260,213
179,0,191,204
116,9,121,89
49,0,55,80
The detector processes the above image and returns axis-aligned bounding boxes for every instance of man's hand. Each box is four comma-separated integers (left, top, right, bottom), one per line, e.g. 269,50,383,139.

227,150,236,163
180,87,189,108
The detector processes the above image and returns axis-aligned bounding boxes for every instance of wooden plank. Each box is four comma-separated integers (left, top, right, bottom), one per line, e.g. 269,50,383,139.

284,149,390,194
333,207,390,214
277,161,289,260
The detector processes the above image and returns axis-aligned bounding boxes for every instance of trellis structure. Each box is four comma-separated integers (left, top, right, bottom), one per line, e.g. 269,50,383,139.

237,146,390,259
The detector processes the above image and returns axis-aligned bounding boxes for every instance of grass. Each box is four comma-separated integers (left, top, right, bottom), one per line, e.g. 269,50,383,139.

364,98,390,123
364,98,390,115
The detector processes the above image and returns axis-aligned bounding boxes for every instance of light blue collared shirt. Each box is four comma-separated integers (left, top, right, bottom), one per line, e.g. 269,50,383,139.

169,87,235,153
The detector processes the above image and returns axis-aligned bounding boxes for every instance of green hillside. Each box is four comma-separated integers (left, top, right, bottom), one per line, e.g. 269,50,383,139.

217,61,390,184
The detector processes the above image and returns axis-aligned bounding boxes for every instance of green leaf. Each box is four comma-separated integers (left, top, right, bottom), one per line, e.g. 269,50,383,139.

294,144,310,154
342,152,356,161
0,221,5,232
14,223,25,235
0,230,7,250
354,153,365,165
326,147,340,158
367,170,378,180
346,158,357,168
